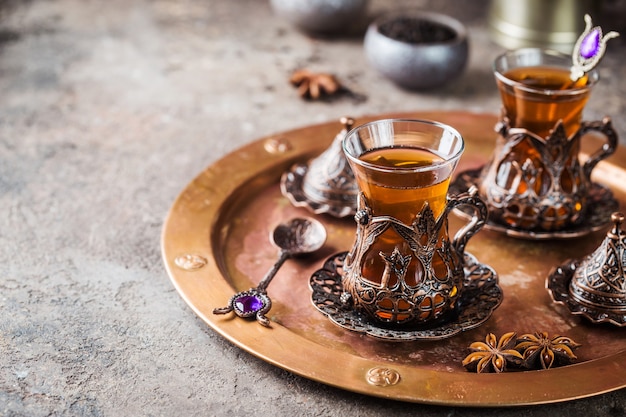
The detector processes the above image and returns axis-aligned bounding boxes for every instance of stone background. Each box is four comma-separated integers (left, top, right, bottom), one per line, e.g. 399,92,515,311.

1,0,625,416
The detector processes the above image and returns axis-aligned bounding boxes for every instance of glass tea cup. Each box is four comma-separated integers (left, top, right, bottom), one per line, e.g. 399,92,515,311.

341,119,487,326
494,48,596,138
479,48,618,231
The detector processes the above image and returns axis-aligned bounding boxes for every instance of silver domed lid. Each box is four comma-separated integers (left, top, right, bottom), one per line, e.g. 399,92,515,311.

280,116,358,217
548,212,626,326
569,212,626,315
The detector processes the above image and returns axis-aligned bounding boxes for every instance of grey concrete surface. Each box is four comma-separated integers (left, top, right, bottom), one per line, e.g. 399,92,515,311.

1,0,625,416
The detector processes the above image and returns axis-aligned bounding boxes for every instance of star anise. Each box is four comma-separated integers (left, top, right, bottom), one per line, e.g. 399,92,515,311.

462,332,523,373
514,332,581,369
290,69,341,99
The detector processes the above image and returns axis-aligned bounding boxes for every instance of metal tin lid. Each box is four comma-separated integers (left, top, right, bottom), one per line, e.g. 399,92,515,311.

488,0,598,54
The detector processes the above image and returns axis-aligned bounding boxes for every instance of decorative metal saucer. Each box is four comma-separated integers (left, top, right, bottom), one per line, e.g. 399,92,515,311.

280,116,358,218
450,167,619,240
309,252,502,341
547,213,626,327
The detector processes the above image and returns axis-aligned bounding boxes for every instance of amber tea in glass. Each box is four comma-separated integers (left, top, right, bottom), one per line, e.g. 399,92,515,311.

478,48,617,232
357,146,451,224
494,48,597,139
341,119,487,325
355,146,452,298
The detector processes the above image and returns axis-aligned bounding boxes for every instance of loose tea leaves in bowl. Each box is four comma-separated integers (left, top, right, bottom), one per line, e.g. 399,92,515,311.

378,17,457,44
364,11,468,89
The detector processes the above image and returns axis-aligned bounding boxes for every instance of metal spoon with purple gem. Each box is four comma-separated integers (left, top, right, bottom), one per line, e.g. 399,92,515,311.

569,14,619,83
213,217,327,327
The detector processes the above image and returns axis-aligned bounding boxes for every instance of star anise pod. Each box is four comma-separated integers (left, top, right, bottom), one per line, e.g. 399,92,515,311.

290,69,341,100
462,332,523,373
514,332,581,370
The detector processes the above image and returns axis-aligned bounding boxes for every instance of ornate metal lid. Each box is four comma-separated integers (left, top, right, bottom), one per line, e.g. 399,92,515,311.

569,213,626,316
280,116,358,217
548,212,626,327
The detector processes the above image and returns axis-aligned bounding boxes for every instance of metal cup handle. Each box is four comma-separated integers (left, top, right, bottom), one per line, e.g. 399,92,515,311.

581,117,618,182
446,186,488,256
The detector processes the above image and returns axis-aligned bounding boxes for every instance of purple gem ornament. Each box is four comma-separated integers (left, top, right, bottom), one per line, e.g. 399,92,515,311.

234,294,265,315
570,14,620,81
213,289,272,327
579,29,601,59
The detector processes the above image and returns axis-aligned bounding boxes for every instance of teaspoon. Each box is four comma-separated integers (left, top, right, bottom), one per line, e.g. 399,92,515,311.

213,217,326,327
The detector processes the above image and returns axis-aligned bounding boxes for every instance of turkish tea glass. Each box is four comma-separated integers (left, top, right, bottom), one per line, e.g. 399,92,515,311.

341,119,487,326
479,48,617,231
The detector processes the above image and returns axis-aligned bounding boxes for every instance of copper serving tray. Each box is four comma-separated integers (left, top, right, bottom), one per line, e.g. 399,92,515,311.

161,111,626,406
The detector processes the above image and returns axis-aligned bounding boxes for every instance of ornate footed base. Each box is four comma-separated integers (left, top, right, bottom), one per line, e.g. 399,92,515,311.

450,167,618,239
309,252,502,341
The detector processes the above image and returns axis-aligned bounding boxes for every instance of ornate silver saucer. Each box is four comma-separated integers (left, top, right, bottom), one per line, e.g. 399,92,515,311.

280,116,358,217
450,167,618,240
309,252,502,341
547,212,626,327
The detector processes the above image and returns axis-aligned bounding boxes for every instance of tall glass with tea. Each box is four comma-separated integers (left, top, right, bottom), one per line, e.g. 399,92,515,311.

479,48,617,231
341,119,487,325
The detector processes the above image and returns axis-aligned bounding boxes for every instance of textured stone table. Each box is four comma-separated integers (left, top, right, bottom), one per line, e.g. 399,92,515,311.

1,0,625,416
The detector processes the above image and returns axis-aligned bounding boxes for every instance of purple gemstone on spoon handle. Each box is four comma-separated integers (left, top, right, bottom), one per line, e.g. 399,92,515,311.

235,295,264,314
212,218,327,327
570,14,620,82
580,29,600,59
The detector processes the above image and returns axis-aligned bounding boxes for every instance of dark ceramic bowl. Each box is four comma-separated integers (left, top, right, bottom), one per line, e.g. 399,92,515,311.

364,10,469,90
270,0,369,35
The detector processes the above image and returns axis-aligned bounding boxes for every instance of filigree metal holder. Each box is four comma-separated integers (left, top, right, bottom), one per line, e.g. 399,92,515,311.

340,190,488,327
451,169,618,240
548,212,626,326
452,116,619,238
281,116,358,217
480,117,617,231
309,251,502,341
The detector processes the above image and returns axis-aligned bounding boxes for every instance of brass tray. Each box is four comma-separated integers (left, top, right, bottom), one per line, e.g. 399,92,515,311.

161,111,626,406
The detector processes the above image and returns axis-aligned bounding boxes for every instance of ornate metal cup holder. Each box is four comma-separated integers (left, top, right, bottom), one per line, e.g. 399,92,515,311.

450,167,619,240
309,252,503,341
